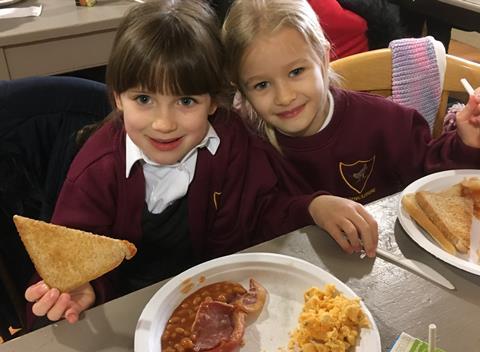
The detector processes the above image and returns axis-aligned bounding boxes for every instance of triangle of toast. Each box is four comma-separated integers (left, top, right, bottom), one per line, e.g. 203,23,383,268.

401,194,456,255
13,215,137,292
415,191,473,253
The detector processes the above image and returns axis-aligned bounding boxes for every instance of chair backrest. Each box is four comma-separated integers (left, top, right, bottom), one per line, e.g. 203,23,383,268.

330,48,480,137
0,76,111,338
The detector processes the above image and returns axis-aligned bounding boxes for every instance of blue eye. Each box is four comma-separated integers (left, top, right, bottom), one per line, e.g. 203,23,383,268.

289,67,304,77
254,81,269,90
179,97,196,106
135,95,151,105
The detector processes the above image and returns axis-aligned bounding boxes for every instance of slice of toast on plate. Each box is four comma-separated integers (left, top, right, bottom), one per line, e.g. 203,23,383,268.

401,194,457,255
415,191,473,253
13,215,137,292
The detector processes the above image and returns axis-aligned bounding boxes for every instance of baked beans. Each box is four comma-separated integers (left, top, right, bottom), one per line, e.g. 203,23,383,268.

161,281,247,351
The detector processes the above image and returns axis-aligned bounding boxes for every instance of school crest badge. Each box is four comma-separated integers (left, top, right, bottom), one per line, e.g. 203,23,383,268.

339,156,375,194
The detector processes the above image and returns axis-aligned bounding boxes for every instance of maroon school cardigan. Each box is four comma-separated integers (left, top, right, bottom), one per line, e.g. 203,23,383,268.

26,109,317,327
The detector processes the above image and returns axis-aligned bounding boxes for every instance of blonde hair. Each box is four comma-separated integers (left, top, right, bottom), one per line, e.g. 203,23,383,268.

222,0,334,151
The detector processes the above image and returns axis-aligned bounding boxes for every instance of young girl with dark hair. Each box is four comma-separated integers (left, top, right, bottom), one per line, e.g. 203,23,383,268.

24,0,379,328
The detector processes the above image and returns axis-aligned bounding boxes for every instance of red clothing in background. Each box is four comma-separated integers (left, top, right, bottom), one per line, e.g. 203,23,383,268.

309,0,369,60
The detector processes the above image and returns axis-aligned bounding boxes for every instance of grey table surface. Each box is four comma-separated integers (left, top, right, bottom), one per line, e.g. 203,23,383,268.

2,193,480,352
0,0,133,46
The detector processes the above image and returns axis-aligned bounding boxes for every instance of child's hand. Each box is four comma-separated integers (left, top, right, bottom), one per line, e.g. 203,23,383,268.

456,88,480,148
308,195,378,257
25,280,95,324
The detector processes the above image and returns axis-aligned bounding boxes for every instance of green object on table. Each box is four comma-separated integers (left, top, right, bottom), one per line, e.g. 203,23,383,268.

390,332,446,352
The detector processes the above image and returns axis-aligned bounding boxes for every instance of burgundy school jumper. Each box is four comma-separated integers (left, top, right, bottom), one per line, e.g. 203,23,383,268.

277,88,480,204
26,109,317,328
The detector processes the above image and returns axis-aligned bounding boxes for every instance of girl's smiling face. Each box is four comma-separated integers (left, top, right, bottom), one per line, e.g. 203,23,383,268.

240,26,328,137
115,89,217,165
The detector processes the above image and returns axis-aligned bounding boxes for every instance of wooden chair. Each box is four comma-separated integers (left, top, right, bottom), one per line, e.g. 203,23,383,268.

330,48,480,137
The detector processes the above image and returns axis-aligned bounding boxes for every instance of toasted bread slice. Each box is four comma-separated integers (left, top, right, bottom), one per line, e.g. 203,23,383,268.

438,183,462,197
461,177,480,218
402,194,456,255
13,215,137,292
415,191,473,253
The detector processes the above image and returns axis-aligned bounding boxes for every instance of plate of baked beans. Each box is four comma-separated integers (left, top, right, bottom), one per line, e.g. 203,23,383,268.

134,252,381,352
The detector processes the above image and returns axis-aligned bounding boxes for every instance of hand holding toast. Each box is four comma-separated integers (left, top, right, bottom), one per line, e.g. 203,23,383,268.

13,215,137,325
456,87,480,148
309,195,378,257
25,280,95,323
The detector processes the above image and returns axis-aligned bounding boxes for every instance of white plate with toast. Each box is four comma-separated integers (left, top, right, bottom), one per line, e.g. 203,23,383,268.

134,252,381,352
398,169,480,276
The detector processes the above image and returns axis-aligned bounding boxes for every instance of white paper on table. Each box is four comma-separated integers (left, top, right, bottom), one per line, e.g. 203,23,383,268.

0,5,42,19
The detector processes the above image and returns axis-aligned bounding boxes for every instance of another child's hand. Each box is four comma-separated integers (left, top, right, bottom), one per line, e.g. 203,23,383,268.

308,195,378,257
25,280,95,324
456,88,480,148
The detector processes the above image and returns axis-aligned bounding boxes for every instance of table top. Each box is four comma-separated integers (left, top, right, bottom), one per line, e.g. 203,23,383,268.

2,193,480,351
0,0,133,47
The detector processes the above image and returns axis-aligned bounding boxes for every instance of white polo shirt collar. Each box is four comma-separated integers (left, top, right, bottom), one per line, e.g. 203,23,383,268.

125,124,219,213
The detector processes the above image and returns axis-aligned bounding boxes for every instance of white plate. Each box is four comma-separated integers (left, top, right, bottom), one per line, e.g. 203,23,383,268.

398,169,480,275
0,0,25,7
134,252,381,352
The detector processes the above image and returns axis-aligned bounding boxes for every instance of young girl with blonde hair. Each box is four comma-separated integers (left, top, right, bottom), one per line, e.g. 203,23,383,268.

223,0,480,204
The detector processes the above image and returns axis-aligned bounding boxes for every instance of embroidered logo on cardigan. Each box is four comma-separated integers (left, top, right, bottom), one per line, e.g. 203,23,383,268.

339,156,376,194
213,192,222,210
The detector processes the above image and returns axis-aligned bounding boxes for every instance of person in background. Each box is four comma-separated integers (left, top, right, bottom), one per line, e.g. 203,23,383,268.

24,0,378,329
337,0,455,52
337,0,409,50
210,0,369,60
222,0,480,206
308,0,369,60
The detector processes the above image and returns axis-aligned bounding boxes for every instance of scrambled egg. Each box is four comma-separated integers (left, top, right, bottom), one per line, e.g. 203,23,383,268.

287,284,369,352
